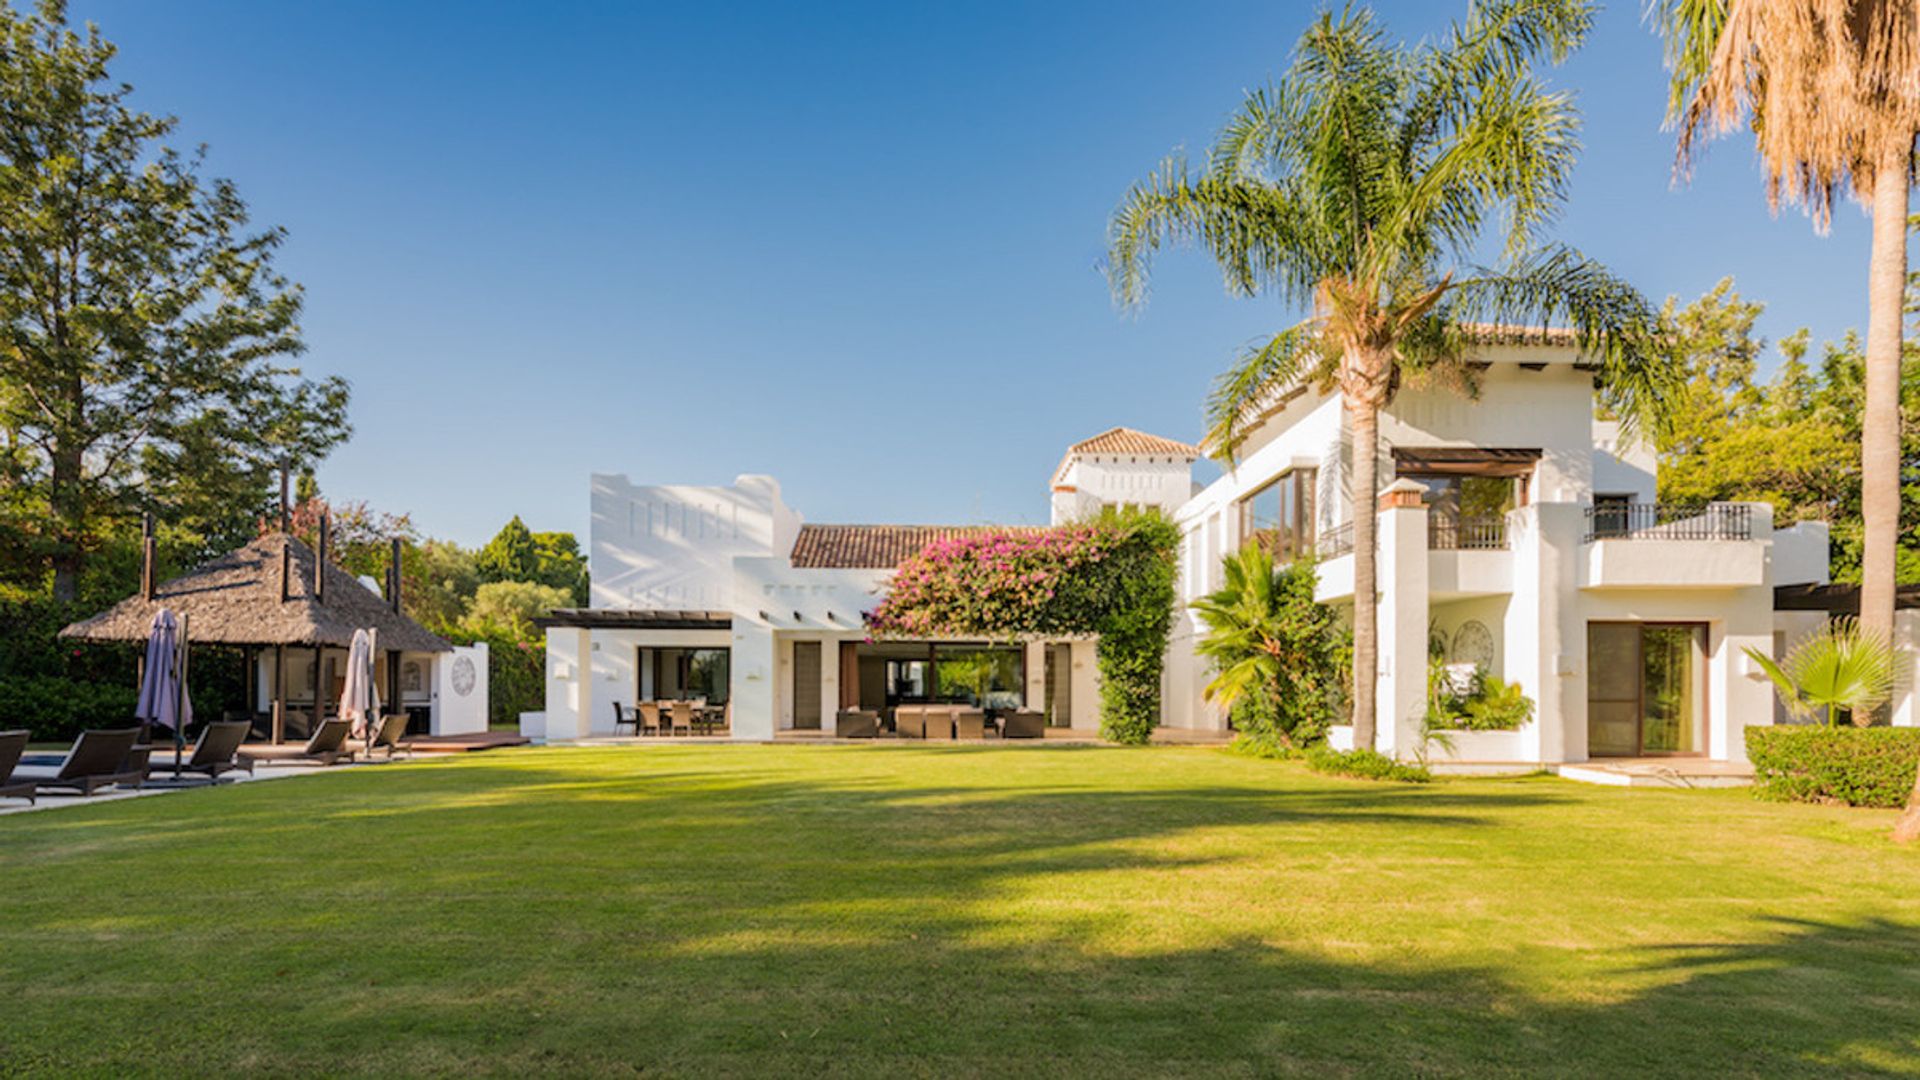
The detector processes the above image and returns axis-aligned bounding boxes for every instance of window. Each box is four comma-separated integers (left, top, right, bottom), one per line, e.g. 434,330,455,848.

1239,468,1317,562
642,647,731,704
1592,493,1632,538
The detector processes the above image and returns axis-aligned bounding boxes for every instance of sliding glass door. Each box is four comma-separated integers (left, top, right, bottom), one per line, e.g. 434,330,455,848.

1586,623,1707,757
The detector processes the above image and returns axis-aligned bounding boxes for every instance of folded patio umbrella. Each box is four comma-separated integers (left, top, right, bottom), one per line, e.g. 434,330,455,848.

339,627,381,741
134,608,192,770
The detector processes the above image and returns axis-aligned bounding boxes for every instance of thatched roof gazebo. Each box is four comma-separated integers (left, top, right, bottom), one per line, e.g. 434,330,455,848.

62,529,449,742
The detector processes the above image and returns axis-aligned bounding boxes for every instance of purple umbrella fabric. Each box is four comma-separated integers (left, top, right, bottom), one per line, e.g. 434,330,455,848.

135,608,192,732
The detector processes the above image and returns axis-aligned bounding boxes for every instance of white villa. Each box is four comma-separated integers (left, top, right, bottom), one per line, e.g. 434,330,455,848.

535,331,1914,770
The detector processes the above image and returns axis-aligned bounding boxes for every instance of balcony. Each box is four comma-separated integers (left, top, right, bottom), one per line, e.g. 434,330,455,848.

1581,502,1765,589
1430,514,1508,551
1584,502,1752,543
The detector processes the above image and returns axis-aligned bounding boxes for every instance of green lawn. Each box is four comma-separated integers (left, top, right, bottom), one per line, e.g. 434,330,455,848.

3,746,1918,1077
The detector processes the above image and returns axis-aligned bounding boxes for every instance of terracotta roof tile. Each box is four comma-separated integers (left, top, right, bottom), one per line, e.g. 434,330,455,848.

789,524,1047,570
1065,427,1200,458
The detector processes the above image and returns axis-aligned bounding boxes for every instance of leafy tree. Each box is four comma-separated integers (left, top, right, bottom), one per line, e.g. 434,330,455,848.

531,530,589,606
476,516,537,583
1658,0,1918,664
1107,0,1667,751
410,539,481,631
464,580,571,633
1654,279,1920,582
1192,544,1346,751
0,1,349,600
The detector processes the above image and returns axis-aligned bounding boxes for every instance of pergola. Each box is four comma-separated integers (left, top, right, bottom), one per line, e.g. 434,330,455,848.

60,530,450,743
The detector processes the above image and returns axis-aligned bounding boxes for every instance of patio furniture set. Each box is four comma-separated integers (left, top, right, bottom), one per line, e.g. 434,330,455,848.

611,701,729,737
835,705,1046,740
0,715,420,806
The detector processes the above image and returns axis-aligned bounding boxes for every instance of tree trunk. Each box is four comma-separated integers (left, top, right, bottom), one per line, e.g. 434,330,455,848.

1860,137,1908,651
1872,137,1916,841
48,437,81,603
1349,400,1380,752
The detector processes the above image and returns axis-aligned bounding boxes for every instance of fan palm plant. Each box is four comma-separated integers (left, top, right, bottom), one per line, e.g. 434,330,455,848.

1108,0,1670,750
1744,618,1897,724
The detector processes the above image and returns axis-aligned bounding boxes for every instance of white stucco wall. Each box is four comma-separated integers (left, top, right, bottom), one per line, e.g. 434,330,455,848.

1051,455,1195,524
590,473,796,611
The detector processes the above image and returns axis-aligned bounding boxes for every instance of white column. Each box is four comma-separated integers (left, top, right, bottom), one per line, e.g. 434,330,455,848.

821,638,843,735
730,620,776,741
543,627,593,742
1069,639,1100,728
1374,481,1429,759
1023,640,1046,714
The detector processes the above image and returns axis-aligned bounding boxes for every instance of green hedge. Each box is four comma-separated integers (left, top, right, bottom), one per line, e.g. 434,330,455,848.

1746,726,1920,808
0,674,139,744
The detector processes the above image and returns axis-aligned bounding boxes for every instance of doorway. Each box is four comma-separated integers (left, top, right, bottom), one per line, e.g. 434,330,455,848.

1586,622,1707,756
792,642,822,730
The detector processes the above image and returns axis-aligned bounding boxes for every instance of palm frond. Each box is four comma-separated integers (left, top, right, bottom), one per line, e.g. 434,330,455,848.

1204,319,1334,462
1105,157,1323,310
1446,244,1675,440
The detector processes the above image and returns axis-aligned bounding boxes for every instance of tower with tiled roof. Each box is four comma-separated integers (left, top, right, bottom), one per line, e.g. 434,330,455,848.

1049,427,1201,525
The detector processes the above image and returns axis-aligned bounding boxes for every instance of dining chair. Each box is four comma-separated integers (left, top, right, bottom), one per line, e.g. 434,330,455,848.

670,700,696,737
637,701,662,736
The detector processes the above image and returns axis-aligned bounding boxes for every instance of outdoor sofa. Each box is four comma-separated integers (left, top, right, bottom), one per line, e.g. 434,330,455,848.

834,709,879,738
1000,711,1045,739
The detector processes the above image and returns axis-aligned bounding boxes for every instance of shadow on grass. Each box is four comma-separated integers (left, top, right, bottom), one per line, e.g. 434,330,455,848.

0,748,1914,1075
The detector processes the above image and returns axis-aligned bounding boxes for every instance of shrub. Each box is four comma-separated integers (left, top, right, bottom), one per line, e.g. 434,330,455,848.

1305,745,1431,783
1425,660,1534,732
0,674,138,743
1746,726,1920,808
1226,731,1301,760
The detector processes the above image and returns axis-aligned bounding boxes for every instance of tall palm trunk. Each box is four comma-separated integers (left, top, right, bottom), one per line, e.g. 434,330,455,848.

1348,399,1380,751
1861,138,1909,652
1870,138,1918,842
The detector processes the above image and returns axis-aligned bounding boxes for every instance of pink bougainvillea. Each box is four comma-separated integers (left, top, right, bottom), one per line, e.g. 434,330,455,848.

865,523,1121,641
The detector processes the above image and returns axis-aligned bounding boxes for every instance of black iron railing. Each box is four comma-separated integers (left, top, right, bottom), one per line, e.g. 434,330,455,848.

1430,514,1509,551
1584,502,1751,542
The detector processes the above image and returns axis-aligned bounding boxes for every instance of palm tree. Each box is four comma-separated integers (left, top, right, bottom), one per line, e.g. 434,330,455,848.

1108,0,1670,751
1656,0,1920,837
1192,543,1344,748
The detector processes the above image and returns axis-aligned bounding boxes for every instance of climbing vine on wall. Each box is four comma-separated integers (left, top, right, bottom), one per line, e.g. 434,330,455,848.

867,508,1179,744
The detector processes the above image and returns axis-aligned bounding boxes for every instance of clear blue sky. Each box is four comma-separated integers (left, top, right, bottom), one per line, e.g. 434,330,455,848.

73,0,1905,546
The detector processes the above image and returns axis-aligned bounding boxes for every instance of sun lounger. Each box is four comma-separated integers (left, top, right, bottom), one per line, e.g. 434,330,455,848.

169,721,254,783
12,728,147,796
239,718,357,767
0,729,37,804
369,714,413,760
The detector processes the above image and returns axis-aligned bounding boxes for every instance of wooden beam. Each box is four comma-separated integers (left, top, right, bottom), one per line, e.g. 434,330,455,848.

314,513,329,604
273,643,286,744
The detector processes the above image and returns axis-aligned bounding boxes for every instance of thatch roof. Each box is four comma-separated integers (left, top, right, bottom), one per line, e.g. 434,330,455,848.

60,533,451,652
